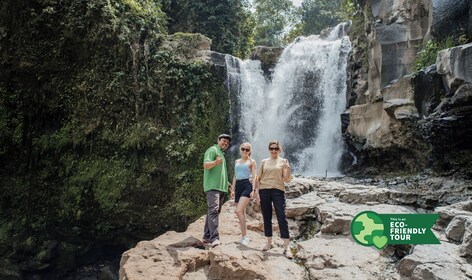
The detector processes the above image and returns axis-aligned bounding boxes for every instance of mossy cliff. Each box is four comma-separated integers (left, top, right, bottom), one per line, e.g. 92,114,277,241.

0,0,229,277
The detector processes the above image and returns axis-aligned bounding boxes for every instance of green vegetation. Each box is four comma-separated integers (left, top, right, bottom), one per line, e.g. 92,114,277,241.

415,35,471,71
299,0,343,35
284,0,347,43
161,0,255,58
414,37,454,71
252,0,296,47
0,0,229,273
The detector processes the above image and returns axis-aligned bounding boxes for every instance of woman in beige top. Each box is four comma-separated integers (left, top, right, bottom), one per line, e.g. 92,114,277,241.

255,140,293,259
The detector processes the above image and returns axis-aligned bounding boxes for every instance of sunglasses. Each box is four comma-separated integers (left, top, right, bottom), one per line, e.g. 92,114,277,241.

241,148,250,152
269,147,279,151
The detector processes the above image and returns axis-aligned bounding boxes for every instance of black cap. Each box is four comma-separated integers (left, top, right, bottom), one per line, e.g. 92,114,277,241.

218,134,232,142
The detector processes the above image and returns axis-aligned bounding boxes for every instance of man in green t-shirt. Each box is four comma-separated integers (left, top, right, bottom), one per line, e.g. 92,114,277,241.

202,133,231,247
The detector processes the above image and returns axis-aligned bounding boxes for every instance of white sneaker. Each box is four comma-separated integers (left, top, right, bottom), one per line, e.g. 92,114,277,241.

211,239,221,248
240,236,250,246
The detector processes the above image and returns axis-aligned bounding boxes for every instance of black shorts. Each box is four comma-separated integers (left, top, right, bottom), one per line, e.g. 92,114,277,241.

235,179,253,203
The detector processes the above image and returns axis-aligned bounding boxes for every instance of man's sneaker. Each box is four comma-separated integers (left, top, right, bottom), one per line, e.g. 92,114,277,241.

240,236,250,246
211,239,221,248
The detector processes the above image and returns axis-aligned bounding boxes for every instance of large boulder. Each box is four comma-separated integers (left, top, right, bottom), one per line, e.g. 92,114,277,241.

431,0,472,40
161,33,228,78
436,43,472,92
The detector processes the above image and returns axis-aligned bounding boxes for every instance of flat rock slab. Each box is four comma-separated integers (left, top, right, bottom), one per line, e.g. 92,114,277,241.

317,202,416,235
399,242,472,279
297,235,395,280
120,202,305,280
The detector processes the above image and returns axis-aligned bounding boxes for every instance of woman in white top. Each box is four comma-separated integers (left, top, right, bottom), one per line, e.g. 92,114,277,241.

230,142,257,246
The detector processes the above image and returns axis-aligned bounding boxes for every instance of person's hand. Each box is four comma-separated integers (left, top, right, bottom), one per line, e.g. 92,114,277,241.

283,159,290,169
255,191,260,204
215,155,223,165
230,190,235,199
250,190,255,198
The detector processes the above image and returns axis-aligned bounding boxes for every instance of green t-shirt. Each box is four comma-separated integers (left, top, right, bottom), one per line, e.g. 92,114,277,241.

203,144,228,193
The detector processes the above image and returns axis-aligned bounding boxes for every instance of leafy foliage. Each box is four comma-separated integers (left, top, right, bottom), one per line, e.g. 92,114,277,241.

299,0,343,35
161,0,255,58
253,0,296,47
0,0,229,271
414,36,470,71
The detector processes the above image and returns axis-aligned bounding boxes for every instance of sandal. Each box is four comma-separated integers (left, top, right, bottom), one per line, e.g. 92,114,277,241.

262,243,272,251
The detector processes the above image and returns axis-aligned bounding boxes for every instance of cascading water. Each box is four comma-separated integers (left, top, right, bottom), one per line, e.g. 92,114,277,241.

226,22,352,177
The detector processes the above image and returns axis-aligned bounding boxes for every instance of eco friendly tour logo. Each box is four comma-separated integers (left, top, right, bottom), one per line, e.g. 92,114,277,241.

350,211,440,249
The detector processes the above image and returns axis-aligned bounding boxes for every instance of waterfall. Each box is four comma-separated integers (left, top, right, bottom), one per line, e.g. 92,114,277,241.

226,23,352,177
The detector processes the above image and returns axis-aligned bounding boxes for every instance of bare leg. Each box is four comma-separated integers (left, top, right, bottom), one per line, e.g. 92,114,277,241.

283,238,293,258
283,238,290,250
235,196,251,237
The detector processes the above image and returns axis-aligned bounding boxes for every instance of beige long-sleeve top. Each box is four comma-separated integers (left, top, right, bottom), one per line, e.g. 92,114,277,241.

257,157,287,192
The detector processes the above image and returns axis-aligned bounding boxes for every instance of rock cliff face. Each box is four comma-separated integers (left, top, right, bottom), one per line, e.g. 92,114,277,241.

120,176,472,279
344,0,472,176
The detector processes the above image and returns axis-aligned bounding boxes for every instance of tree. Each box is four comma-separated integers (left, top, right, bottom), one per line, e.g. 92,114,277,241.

161,0,255,58
300,0,343,35
253,0,296,47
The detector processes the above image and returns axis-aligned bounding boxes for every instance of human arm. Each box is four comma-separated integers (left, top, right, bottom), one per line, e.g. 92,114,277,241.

255,160,264,204
203,155,223,169
282,159,291,182
250,159,257,198
231,172,236,199
203,147,222,169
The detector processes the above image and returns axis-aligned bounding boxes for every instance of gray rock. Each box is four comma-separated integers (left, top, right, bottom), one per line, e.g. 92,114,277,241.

399,242,472,279
99,265,117,280
459,219,472,257
437,43,472,92
431,0,472,40
445,216,468,242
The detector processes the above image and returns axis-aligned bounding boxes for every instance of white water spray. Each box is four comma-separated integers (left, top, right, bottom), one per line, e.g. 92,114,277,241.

226,23,351,177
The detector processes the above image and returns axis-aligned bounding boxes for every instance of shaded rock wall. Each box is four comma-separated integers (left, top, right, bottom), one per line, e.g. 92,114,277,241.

431,0,472,40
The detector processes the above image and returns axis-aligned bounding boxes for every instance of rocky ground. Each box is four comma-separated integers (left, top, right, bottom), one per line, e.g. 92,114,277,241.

119,175,472,280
